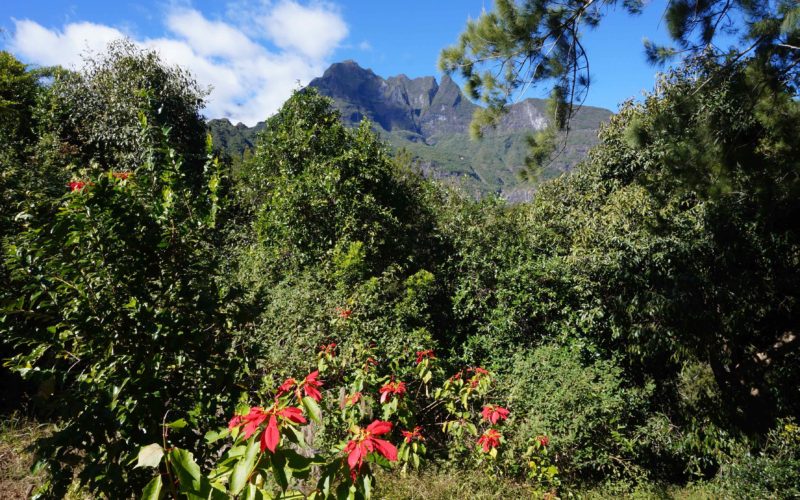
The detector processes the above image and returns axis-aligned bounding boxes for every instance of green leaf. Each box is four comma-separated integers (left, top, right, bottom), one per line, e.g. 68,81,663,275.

271,452,289,491
285,425,306,448
230,437,260,495
363,474,372,500
244,483,273,500
302,396,322,424
141,475,162,500
136,443,164,469
168,448,202,492
318,461,339,498
166,418,188,429
204,428,229,444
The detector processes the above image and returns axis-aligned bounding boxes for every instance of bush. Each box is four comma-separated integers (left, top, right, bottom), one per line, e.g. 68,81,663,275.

499,343,652,483
231,88,454,381
3,124,234,497
712,420,800,498
39,40,208,178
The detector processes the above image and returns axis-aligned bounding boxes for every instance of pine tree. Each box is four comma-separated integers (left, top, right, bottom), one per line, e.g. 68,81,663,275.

440,0,800,174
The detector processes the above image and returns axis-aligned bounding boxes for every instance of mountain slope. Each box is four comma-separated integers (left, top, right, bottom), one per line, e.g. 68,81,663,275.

208,60,613,199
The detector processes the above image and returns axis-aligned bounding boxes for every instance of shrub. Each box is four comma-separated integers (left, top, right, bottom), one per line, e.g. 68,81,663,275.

135,343,518,499
3,124,234,497
499,343,651,483
39,40,208,178
712,420,800,498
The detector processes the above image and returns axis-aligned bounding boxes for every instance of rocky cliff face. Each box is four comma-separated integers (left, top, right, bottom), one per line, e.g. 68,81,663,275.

307,60,478,139
308,60,609,139
209,60,613,200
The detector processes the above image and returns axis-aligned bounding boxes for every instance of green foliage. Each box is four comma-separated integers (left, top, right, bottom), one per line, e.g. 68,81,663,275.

712,421,800,498
500,344,651,482
442,0,800,174
39,40,208,180
576,61,800,429
0,51,39,162
3,32,800,497
242,89,438,275
3,110,234,498
230,88,451,379
0,51,58,233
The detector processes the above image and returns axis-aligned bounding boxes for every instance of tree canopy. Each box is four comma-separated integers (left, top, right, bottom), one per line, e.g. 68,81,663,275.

440,0,800,174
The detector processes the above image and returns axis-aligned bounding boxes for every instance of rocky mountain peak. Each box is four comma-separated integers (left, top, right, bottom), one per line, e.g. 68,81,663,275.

210,60,613,201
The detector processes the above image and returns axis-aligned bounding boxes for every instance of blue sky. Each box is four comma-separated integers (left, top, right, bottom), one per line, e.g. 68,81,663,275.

1,0,678,125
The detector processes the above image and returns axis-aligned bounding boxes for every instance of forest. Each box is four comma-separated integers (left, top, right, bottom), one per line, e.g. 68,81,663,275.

1,0,799,498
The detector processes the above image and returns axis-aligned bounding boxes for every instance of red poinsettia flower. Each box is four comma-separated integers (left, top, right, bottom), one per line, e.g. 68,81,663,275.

336,307,352,319
301,370,323,402
112,171,130,180
319,343,337,356
467,367,490,388
447,371,463,383
481,404,510,425
68,181,86,192
379,379,407,404
344,392,362,406
415,349,435,365
228,405,307,453
343,420,398,479
260,407,307,453
228,414,245,430
401,426,425,443
238,407,269,439
277,377,296,395
536,435,550,448
477,429,502,452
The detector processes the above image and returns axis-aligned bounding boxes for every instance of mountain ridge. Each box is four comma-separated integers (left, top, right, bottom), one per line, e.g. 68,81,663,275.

209,60,613,200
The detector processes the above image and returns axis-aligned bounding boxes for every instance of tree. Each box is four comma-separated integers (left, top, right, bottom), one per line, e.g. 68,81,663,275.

526,58,800,432
39,40,209,184
237,88,441,280
1,45,235,497
0,52,53,411
0,51,39,160
4,125,234,497
440,0,800,174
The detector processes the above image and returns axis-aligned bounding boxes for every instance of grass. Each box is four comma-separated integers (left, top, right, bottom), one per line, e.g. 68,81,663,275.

0,414,50,499
375,468,724,499
375,468,547,499
0,414,90,499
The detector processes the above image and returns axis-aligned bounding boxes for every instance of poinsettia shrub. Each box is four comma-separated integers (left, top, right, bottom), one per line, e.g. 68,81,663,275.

136,342,550,498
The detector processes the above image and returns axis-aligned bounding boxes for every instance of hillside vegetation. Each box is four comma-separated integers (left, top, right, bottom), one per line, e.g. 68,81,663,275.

1,40,799,499
208,60,612,200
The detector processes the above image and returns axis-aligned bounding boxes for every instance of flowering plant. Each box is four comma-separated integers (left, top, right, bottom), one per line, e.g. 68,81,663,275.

135,339,554,498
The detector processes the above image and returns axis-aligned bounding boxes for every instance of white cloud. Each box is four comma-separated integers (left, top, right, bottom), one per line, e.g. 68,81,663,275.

260,1,348,60
6,1,349,125
165,9,263,59
8,20,126,67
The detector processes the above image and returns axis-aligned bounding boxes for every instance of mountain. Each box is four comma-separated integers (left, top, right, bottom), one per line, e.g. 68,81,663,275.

208,60,613,200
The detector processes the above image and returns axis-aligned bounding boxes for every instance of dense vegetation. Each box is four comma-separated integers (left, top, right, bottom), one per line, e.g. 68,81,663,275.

1,25,799,500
